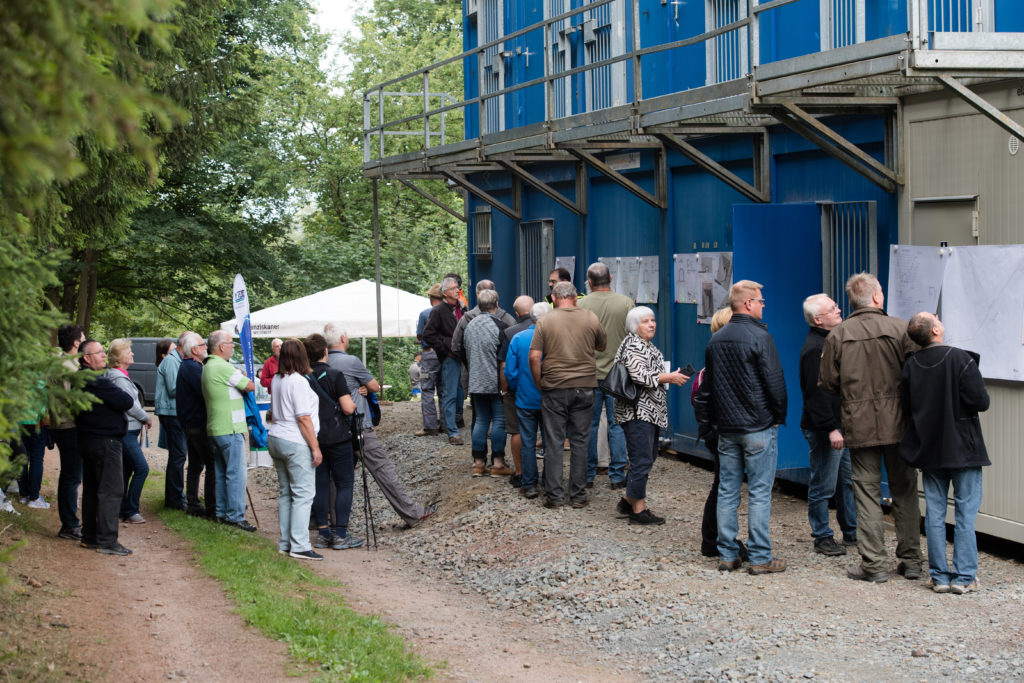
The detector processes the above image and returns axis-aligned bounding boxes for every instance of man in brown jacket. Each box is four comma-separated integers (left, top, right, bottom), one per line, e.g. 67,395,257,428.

818,272,922,583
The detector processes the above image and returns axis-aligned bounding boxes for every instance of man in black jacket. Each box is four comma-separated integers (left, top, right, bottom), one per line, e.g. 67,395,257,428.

799,294,857,557
694,280,787,575
76,340,134,556
423,275,468,445
900,312,989,594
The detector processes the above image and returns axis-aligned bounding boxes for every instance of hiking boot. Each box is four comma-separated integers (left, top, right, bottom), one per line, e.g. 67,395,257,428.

230,520,258,532
509,475,522,488
97,543,132,556
331,534,364,550
521,486,539,499
896,562,922,580
814,537,847,556
448,435,464,446
570,497,589,509
718,559,743,572
543,497,564,509
314,534,333,549
748,558,787,575
847,564,889,583
58,526,82,541
489,464,514,477
628,508,665,526
414,428,438,437
471,463,489,477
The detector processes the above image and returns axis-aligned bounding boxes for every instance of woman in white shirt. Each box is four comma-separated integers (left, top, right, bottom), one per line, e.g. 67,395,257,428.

268,339,323,560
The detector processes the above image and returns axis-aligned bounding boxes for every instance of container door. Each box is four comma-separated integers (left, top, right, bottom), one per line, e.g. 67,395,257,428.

732,203,821,481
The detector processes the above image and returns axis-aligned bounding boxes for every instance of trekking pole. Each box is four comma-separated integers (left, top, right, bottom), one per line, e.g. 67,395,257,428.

351,412,377,550
246,486,260,528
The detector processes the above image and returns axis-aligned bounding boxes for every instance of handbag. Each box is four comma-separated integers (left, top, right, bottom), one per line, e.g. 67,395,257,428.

600,362,639,404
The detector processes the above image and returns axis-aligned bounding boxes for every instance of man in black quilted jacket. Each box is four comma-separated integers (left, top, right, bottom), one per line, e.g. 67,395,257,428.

694,280,787,576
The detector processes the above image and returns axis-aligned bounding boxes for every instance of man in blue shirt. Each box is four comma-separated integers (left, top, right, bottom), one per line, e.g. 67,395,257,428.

503,302,550,499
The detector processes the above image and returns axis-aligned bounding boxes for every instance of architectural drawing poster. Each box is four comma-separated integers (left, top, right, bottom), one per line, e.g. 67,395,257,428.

886,244,949,321
554,256,575,281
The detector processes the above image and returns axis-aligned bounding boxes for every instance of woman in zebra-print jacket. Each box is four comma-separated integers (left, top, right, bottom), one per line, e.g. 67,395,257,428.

611,306,690,526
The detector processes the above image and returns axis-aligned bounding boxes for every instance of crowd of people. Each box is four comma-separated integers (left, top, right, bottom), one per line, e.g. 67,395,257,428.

414,266,988,592
3,266,988,589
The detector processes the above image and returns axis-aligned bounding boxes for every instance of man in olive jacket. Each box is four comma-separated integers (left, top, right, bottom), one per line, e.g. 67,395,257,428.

818,272,921,583
900,312,989,594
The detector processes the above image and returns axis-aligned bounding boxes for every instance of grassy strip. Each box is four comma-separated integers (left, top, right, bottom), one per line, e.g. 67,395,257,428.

144,476,431,682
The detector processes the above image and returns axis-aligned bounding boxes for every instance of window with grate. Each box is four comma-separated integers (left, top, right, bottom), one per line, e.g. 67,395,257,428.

583,0,626,112
473,208,493,258
547,0,572,119
927,0,991,32
705,0,748,86
519,219,555,301
820,0,865,50
819,201,877,315
480,0,505,133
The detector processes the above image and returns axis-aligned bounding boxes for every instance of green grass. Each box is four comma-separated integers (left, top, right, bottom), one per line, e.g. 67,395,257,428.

143,477,431,682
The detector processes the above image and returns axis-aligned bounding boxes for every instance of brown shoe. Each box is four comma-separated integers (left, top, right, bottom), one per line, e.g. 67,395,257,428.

489,465,514,477
472,464,490,477
414,429,438,437
748,557,787,575
718,559,743,572
448,435,464,445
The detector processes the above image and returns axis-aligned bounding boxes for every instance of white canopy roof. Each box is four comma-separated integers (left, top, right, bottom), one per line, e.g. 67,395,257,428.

220,279,430,339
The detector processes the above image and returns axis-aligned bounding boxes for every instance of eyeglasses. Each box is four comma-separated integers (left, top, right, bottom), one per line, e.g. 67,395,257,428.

747,298,766,306
83,350,105,356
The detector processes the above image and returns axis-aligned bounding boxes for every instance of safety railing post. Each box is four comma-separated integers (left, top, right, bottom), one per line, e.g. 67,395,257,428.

631,0,642,104
545,20,553,120
363,94,371,164
424,71,431,150
748,0,759,72
478,50,486,135
378,87,385,161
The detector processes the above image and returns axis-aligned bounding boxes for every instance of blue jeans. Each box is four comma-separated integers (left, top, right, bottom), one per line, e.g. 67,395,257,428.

159,415,188,510
441,356,463,437
516,406,542,489
209,433,247,523
119,430,149,518
268,435,316,553
803,429,857,542
922,467,983,587
718,426,778,565
16,425,47,501
623,420,659,501
587,388,627,483
470,393,506,459
52,427,82,531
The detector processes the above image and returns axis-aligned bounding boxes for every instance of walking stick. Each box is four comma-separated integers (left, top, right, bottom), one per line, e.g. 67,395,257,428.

246,485,260,528
351,413,377,550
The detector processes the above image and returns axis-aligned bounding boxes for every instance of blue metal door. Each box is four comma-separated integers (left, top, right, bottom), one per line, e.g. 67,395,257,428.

732,202,821,482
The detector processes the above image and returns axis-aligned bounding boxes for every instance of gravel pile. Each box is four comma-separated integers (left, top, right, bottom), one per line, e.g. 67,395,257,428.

254,401,1024,681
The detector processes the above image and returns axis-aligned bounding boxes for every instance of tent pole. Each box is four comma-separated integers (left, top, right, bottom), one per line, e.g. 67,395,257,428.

372,178,385,398
362,337,366,367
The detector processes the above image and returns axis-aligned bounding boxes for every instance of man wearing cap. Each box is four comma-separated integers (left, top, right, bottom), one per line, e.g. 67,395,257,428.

416,284,445,436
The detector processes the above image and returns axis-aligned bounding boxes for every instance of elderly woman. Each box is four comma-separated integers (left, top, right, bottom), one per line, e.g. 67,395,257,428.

105,338,152,524
612,307,690,525
268,338,323,560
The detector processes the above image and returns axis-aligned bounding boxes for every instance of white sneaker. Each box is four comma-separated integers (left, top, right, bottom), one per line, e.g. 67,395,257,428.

27,497,50,510
951,579,979,595
0,491,19,515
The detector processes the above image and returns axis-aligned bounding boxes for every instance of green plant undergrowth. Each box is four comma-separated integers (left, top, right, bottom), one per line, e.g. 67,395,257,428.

146,481,430,682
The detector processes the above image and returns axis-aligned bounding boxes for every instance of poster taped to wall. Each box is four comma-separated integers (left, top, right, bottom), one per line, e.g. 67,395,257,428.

886,245,949,321
554,256,576,281
674,253,701,304
595,255,658,302
636,256,659,303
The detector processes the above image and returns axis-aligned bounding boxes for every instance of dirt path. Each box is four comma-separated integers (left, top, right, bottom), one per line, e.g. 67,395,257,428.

2,423,624,682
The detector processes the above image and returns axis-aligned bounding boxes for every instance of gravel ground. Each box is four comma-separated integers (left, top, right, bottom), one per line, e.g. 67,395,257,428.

253,401,1024,681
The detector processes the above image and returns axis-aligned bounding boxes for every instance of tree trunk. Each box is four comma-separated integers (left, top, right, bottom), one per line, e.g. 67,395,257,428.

76,249,98,335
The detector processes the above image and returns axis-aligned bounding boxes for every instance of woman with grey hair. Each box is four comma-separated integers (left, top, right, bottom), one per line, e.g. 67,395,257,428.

612,307,690,525
105,338,152,524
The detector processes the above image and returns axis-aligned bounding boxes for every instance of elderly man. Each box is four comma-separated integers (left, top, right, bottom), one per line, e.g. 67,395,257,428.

579,261,633,490
901,312,989,594
156,331,189,511
497,295,535,486
819,272,922,583
259,338,283,392
504,301,550,499
176,332,216,518
76,340,134,555
53,324,85,540
529,281,605,509
324,324,438,527
545,267,581,304
694,280,787,575
799,294,856,556
423,276,468,444
201,330,257,531
463,289,512,477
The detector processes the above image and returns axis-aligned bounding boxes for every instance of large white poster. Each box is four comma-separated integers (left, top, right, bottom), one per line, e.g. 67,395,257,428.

886,245,949,320
941,245,1024,381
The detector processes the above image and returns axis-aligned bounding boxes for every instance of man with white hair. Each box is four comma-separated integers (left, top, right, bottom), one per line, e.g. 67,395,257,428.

799,294,856,557
177,331,216,518
463,289,511,478
156,331,190,511
451,280,516,360
201,329,257,531
260,338,283,392
423,276,469,444
324,324,438,527
529,282,606,509
819,272,921,583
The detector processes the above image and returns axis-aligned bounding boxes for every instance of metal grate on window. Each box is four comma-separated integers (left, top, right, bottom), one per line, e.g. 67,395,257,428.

819,201,877,315
481,0,504,133
519,219,555,301
821,0,865,50
548,0,571,119
473,209,493,258
929,0,982,32
705,0,748,85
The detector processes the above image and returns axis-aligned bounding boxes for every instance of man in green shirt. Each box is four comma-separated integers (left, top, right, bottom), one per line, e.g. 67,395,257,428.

579,261,633,489
201,329,256,531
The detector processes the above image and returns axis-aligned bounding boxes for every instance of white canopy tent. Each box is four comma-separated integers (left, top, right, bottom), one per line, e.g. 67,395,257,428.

220,279,430,365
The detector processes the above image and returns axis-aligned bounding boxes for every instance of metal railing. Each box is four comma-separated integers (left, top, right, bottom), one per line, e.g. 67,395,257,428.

363,0,990,165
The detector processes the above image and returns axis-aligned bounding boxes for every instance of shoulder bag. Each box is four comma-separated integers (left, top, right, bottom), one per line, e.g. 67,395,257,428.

599,362,639,405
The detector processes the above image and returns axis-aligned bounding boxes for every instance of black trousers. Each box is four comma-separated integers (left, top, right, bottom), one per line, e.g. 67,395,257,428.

184,427,217,515
79,435,124,548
